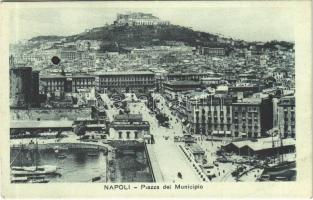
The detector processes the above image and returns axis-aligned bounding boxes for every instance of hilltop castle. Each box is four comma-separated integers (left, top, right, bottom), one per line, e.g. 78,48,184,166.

114,12,170,26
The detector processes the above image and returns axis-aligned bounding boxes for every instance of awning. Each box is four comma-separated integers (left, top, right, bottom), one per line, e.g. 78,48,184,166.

226,131,232,135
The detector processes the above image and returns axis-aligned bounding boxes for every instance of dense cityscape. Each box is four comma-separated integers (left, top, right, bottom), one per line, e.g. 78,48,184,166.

9,12,295,183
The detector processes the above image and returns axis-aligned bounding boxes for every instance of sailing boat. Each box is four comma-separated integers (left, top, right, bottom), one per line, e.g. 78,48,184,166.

264,130,296,172
11,140,57,178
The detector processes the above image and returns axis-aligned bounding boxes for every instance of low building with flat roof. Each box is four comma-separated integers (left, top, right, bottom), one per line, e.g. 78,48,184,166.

222,137,295,158
189,143,205,163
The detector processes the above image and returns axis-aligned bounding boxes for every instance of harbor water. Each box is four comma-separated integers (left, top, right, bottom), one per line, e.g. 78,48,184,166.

11,148,107,182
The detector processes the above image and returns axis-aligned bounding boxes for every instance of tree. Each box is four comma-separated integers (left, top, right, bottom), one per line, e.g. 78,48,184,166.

124,108,130,115
74,123,87,139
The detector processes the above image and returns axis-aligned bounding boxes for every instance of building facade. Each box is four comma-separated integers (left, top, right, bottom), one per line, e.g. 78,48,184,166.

41,74,95,93
115,12,170,26
187,94,234,137
109,114,150,140
232,97,273,138
186,95,273,138
277,96,295,138
98,71,155,93
10,67,39,107
201,47,226,56
166,73,215,82
163,81,202,100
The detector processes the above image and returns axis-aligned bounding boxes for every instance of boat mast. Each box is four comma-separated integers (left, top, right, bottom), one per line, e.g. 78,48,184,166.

280,130,284,163
35,138,39,170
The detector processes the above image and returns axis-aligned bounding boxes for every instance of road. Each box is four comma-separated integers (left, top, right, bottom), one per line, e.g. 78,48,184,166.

128,101,201,182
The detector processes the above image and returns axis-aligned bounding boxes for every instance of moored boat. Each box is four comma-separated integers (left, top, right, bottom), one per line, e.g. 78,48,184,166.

264,161,296,172
11,165,57,176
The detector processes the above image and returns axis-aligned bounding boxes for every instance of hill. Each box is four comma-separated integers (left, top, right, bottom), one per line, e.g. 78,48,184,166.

29,24,294,52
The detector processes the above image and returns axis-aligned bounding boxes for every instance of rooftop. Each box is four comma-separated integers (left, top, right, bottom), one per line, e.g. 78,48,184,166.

224,137,295,152
189,144,205,154
165,80,201,86
98,71,155,75
233,98,262,105
114,114,143,122
11,120,73,129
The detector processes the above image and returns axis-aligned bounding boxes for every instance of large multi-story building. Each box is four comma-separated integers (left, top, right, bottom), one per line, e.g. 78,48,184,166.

186,94,234,137
186,94,273,138
201,47,226,56
41,74,95,93
98,71,155,93
10,67,40,107
277,96,295,138
31,70,40,105
232,97,273,138
115,12,170,26
60,50,78,60
166,72,216,82
41,71,155,94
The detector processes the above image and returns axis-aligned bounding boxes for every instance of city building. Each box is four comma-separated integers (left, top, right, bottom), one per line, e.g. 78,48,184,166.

109,114,150,140
201,47,226,56
186,93,273,138
232,97,273,138
166,72,215,82
222,137,295,158
186,94,234,137
60,50,78,60
97,71,155,93
163,81,202,100
10,67,39,107
277,96,295,138
41,74,95,94
115,12,170,26
189,144,205,164
200,77,224,87
31,70,40,106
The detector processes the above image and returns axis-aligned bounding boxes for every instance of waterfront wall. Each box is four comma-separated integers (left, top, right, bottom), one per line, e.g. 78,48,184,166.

10,107,92,120
144,143,156,182
11,142,108,152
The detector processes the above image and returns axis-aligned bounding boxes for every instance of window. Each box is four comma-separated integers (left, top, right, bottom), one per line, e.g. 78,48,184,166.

226,106,230,113
126,131,130,139
235,131,239,137
118,132,122,139
134,132,139,139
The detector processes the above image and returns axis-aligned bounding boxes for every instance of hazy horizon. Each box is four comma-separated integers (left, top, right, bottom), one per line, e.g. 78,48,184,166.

9,3,295,43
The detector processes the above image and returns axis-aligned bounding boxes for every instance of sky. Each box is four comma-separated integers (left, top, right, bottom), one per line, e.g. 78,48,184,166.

9,2,295,43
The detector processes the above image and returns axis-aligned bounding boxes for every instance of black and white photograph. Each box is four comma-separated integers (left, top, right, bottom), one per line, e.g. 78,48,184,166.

7,3,298,185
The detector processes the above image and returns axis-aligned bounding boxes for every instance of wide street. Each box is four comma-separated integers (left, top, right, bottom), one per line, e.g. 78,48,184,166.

98,92,241,182
128,100,202,182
